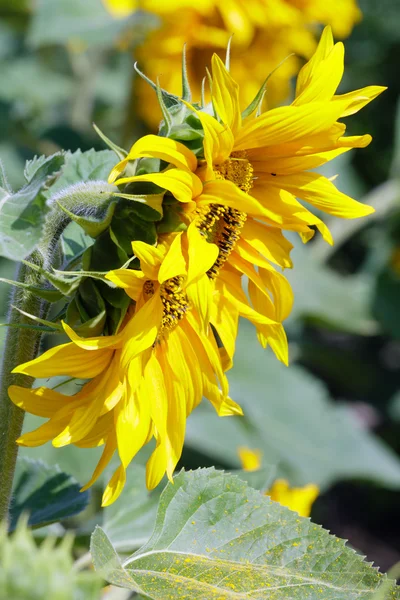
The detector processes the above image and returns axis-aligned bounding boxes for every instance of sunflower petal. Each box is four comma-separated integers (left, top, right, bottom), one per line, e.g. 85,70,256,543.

211,53,241,134
125,134,197,171
115,169,202,203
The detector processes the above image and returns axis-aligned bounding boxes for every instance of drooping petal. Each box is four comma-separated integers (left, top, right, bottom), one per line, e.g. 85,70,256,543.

102,464,127,507
125,134,197,172
131,241,164,280
158,233,187,283
240,219,293,268
114,169,203,203
80,432,117,490
186,222,219,284
12,342,113,379
211,53,242,135
121,294,163,367
62,322,123,350
106,268,146,301
187,274,212,331
8,385,73,418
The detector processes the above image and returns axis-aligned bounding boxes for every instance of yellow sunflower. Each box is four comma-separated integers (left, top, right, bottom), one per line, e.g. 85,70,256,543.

8,227,242,505
110,26,384,364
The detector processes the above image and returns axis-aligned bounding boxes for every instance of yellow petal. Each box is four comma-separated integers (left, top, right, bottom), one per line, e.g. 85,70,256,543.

8,385,72,418
234,100,351,151
80,432,117,490
17,415,71,447
146,440,168,490
295,26,335,98
238,447,262,472
199,179,282,222
12,342,113,379
269,171,375,218
186,222,219,284
76,412,114,448
158,233,187,283
62,322,123,350
187,274,212,331
115,169,203,203
131,241,164,280
268,479,319,518
241,219,293,268
125,134,197,172
182,100,233,178
108,157,129,184
251,146,352,176
211,53,241,135
210,281,239,370
121,294,163,367
106,268,146,300
333,85,387,117
294,39,344,105
102,464,127,507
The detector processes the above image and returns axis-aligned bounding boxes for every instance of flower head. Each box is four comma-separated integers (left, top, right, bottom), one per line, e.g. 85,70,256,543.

110,27,385,364
9,227,242,505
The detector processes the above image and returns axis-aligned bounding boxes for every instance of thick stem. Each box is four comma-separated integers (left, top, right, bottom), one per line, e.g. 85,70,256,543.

0,205,72,524
0,262,49,523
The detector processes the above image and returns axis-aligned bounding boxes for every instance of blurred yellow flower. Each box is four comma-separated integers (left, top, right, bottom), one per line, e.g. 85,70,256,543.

104,0,361,128
268,479,319,518
238,446,319,517
9,228,242,506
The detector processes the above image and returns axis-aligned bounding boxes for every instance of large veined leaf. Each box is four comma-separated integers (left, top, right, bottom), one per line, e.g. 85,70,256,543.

186,322,400,490
102,464,276,554
91,468,399,599
9,457,89,531
0,154,65,260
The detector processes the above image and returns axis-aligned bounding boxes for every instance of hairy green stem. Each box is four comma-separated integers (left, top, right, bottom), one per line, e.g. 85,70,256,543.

0,262,49,523
0,205,73,524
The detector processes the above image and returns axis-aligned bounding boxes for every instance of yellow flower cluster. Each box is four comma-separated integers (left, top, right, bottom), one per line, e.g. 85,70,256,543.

104,0,361,128
9,29,384,505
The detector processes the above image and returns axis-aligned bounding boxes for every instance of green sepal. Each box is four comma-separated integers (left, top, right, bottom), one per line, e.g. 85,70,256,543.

134,61,182,110
22,260,81,296
0,277,63,302
52,181,118,238
110,199,158,255
9,305,63,331
114,192,164,221
181,44,192,102
56,196,117,238
93,122,128,160
241,53,295,119
85,230,129,273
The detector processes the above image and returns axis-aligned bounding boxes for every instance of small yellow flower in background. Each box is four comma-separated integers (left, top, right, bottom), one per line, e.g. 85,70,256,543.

103,0,361,129
238,446,319,517
8,227,243,506
268,479,319,518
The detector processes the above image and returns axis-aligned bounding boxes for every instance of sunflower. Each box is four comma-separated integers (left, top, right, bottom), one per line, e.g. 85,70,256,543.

110,26,384,364
8,226,242,505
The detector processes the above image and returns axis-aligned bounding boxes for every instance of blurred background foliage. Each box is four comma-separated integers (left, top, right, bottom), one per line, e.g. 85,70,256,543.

1,0,400,578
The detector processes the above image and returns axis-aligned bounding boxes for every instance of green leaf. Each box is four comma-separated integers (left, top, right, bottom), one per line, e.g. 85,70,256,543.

1,518,102,600
103,465,161,553
186,321,400,491
10,457,90,531
0,154,65,261
286,243,376,335
91,468,398,599
45,149,118,197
